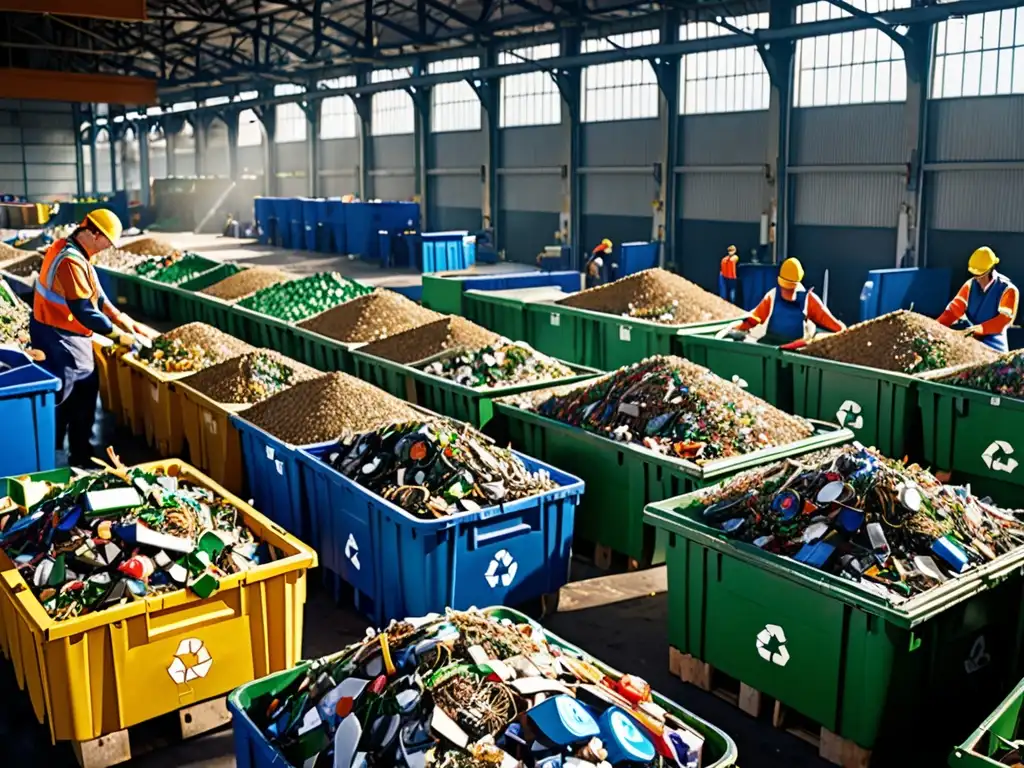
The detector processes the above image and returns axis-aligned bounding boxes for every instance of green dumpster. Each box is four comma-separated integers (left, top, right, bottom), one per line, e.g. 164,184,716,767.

676,334,793,410
420,273,465,314
96,266,143,311
525,301,738,370
645,492,1024,761
230,305,301,356
950,676,1024,766
918,376,1024,505
464,286,571,341
167,264,242,326
138,255,220,321
290,326,355,373
494,397,852,566
786,351,920,458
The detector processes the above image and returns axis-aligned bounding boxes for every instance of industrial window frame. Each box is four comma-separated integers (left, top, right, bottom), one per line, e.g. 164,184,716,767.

680,14,771,114
581,29,661,123
933,9,1024,98
429,57,482,132
274,83,307,143
499,43,562,128
794,0,910,106
319,76,359,139
371,67,415,136
237,108,263,147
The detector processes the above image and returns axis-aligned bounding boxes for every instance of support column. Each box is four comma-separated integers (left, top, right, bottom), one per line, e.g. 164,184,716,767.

109,127,118,194
354,68,373,200
138,120,151,207
257,100,277,196
655,11,681,268
556,28,582,268
306,100,321,197
166,124,178,178
72,104,86,196
88,126,98,195
480,46,501,246
904,21,934,266
413,61,432,231
227,113,240,182
195,118,207,177
766,0,796,262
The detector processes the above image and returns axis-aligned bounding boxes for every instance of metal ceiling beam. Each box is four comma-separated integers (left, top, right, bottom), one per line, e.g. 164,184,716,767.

0,67,156,103
0,0,147,21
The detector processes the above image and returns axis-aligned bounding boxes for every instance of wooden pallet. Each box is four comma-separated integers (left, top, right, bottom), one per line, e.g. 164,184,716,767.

579,538,643,572
668,648,872,768
72,696,231,768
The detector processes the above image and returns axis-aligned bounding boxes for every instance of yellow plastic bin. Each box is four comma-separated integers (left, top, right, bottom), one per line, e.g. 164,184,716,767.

0,460,317,747
173,380,249,496
92,342,126,419
115,353,142,437
121,353,191,457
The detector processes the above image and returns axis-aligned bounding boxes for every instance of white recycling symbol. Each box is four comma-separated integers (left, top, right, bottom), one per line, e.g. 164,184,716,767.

167,637,213,684
345,534,361,570
485,549,518,589
755,623,790,667
836,400,864,430
964,635,992,675
982,440,1018,474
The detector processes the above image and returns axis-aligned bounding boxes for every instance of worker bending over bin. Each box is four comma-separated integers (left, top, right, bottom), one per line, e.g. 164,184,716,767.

718,257,845,345
937,246,1018,352
719,244,739,303
31,209,158,466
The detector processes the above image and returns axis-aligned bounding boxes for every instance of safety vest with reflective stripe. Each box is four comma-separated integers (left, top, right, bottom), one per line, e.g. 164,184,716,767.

33,239,106,336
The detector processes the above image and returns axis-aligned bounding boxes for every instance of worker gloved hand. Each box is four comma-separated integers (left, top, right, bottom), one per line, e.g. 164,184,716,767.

961,325,984,337
715,325,740,340
122,316,159,340
107,329,136,349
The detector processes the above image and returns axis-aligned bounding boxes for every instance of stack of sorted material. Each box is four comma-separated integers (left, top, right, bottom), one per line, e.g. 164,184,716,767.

0,456,281,620
0,285,31,346
299,290,443,344
360,317,500,364
199,266,294,301
120,236,178,257
689,444,1024,601
505,356,813,462
93,247,149,271
323,418,556,518
184,350,321,404
423,340,576,389
135,253,226,285
241,372,419,445
0,242,25,264
138,323,253,373
558,268,741,325
3,253,42,277
938,351,1024,398
238,272,373,323
245,608,706,768
797,310,998,374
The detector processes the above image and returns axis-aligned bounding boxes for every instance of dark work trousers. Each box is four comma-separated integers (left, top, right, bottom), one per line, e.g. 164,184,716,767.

30,317,98,465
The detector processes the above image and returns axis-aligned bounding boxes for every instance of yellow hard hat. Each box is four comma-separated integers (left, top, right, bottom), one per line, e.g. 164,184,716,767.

727,245,737,255
968,246,998,276
778,257,804,287
83,209,123,244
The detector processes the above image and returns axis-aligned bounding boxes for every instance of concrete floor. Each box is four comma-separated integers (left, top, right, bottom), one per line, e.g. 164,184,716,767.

2,234,834,767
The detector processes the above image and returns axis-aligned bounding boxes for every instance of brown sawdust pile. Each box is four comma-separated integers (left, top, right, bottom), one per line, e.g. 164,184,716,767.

200,266,294,301
299,290,443,343
120,237,178,257
357,317,499,364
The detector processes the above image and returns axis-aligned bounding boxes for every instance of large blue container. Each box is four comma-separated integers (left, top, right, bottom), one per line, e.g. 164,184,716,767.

302,199,321,251
298,442,583,624
268,198,288,247
253,197,273,245
0,349,60,476
287,198,305,251
421,231,475,273
616,241,659,278
325,200,346,254
232,416,310,540
348,202,421,260
859,266,953,322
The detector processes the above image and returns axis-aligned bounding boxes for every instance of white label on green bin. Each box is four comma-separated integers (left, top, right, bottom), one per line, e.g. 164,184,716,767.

982,440,1018,473
550,313,560,327
619,325,631,342
836,400,863,430
485,549,518,589
991,396,1002,407
965,635,991,674
345,534,361,570
756,623,790,667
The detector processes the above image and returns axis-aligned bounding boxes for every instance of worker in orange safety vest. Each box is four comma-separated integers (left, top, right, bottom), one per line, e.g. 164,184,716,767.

719,245,739,303
937,246,1018,352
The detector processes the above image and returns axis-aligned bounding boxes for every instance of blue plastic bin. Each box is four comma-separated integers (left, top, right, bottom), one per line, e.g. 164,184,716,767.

287,198,305,250
616,241,659,278
377,230,393,268
302,199,320,252
232,415,310,540
253,197,273,245
298,442,583,624
421,231,475,273
0,349,60,476
325,200,346,254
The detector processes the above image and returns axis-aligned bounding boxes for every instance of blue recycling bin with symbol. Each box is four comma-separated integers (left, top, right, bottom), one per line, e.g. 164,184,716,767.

296,442,584,624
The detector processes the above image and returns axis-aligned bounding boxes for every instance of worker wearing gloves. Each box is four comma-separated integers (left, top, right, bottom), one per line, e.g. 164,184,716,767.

718,245,739,303
585,238,612,288
31,209,157,466
720,257,845,345
937,246,1018,352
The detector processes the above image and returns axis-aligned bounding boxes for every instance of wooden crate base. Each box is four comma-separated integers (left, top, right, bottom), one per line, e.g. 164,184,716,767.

578,538,643,573
72,696,231,768
668,648,871,768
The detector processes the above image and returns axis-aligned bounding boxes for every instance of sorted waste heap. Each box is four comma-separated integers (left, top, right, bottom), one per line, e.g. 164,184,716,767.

200,266,294,301
299,289,443,344
246,608,706,768
506,356,813,462
323,418,556,519
797,310,998,374
241,371,419,445
238,272,373,323
3,253,42,277
184,350,321,404
359,317,500,365
135,253,229,285
691,444,1024,600
422,340,576,389
138,323,253,373
0,458,279,621
93,246,149,271
939,350,1024,398
557,268,741,325
0,284,31,346
120,236,178,258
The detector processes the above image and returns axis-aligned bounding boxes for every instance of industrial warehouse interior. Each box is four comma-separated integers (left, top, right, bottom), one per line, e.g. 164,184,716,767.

3,1,1024,767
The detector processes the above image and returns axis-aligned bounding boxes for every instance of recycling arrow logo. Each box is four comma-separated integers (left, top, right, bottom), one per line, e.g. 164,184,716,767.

485,549,518,589
167,637,213,684
836,400,864,430
345,534,361,570
982,440,1018,474
756,624,790,667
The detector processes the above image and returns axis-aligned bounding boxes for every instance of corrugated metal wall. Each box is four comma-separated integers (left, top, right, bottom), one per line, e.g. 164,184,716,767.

237,144,265,179
320,138,359,197
430,131,483,231
500,124,565,263
276,140,309,197
171,127,196,178
371,135,415,200
205,119,230,178
0,100,78,199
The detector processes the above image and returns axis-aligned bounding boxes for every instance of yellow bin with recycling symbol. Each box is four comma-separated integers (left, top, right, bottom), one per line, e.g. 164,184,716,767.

0,461,317,747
